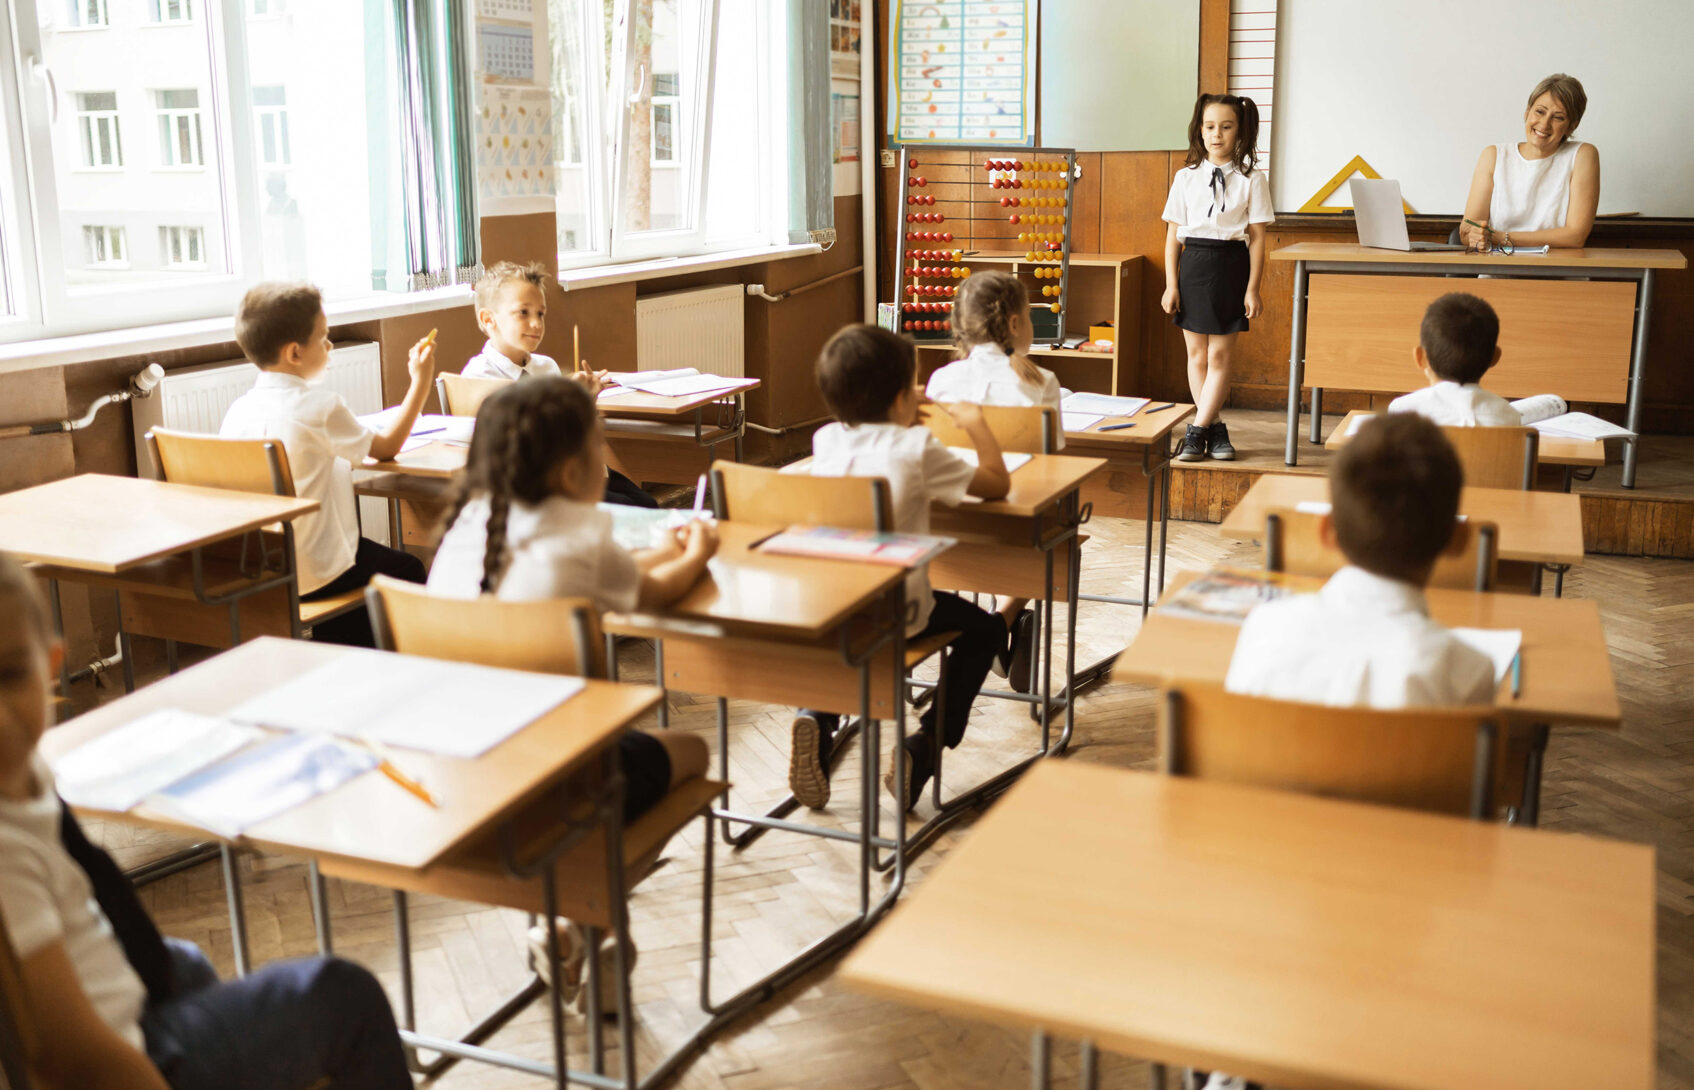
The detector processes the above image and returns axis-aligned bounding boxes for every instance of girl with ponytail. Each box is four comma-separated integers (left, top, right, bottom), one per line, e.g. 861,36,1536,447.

1161,92,1275,464
425,375,715,1011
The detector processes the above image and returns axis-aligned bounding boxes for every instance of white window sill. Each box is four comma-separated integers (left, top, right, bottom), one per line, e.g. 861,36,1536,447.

0,284,472,374
555,242,822,291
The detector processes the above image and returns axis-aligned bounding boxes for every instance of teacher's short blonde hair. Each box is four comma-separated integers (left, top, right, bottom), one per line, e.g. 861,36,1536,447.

1527,74,1587,137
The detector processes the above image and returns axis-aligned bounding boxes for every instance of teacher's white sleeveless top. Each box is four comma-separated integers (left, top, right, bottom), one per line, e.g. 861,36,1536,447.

1489,140,1581,233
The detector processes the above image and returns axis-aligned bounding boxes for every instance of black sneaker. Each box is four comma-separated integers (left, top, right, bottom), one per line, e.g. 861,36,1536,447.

789,712,836,809
1177,424,1209,462
999,610,1037,693
884,732,936,812
1207,420,1236,461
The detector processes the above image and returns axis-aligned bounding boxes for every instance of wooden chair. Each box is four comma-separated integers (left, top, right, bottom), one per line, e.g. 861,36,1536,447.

0,902,39,1090
1158,683,1502,818
919,403,1058,454
435,371,511,417
1442,425,1540,490
348,577,724,1056
1264,508,1500,591
140,429,367,647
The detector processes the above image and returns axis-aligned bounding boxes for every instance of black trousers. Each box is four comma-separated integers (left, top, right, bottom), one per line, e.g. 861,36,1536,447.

806,591,1006,749
603,468,658,508
301,537,426,647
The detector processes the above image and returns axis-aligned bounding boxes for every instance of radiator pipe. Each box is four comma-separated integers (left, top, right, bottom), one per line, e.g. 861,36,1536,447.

745,265,864,303
744,414,834,437
0,364,164,440
67,637,125,688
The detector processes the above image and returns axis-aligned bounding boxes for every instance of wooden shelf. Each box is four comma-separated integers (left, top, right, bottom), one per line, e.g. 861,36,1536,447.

961,250,1137,268
915,343,1112,361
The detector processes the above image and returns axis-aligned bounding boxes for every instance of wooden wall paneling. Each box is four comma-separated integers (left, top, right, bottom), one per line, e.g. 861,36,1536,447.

1098,150,1181,398
1199,0,1230,92
1071,152,1103,253
0,366,74,492
1630,240,1694,434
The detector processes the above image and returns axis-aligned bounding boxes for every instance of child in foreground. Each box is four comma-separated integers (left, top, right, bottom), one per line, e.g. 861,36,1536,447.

1388,292,1522,426
793,324,1012,812
462,260,658,507
220,282,432,646
0,553,412,1088
426,377,714,1008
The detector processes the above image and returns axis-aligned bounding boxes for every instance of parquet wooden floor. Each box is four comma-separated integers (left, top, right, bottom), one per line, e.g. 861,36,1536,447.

77,514,1694,1089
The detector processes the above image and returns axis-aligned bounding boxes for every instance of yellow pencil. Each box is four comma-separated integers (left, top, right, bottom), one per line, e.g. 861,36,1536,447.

423,327,438,349
359,738,440,808
573,324,582,373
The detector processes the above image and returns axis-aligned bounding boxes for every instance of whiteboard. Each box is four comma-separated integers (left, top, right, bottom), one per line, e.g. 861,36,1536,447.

1271,0,1694,217
1039,0,1197,152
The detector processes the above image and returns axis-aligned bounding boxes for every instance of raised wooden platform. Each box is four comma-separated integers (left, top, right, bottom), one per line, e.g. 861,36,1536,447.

1170,410,1694,559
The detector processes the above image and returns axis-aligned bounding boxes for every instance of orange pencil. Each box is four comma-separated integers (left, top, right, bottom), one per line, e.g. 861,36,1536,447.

573,324,582,373
359,738,440,807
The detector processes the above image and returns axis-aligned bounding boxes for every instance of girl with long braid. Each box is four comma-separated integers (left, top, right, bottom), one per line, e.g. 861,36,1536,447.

426,376,715,1012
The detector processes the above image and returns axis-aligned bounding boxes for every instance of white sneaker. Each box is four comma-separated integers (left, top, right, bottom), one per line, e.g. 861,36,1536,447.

1201,1074,1249,1090
527,920,589,1004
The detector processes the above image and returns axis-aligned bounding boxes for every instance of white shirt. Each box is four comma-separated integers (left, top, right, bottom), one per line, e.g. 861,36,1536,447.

1490,140,1582,234
461,340,563,382
925,343,1065,449
0,756,147,1049
428,495,643,614
1161,161,1275,241
219,371,372,593
1388,382,1522,427
1225,566,1498,709
809,422,976,633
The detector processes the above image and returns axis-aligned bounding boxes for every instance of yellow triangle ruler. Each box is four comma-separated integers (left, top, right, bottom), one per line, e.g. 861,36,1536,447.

1298,154,1416,214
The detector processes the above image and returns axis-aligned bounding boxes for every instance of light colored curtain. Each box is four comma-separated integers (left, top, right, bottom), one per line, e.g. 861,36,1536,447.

368,0,480,292
785,0,834,246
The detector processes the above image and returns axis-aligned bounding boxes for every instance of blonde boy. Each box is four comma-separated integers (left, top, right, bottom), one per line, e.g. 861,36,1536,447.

219,282,434,644
1225,413,1496,707
1388,292,1521,427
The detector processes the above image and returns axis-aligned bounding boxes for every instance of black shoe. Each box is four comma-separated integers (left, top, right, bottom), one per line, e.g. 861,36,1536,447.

789,712,836,809
1177,424,1208,462
884,733,936,812
1207,420,1236,461
1005,609,1037,694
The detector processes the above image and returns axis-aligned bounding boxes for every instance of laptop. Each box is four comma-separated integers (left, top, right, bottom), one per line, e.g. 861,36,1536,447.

1350,178,1466,252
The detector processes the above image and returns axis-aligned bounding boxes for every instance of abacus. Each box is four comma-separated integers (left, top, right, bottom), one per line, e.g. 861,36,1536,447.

894,144,1079,347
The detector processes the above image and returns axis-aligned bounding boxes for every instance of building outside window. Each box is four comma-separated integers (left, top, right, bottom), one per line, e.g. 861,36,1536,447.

68,0,110,28
83,225,127,267
76,92,122,168
151,0,194,23
158,225,206,267
154,89,203,167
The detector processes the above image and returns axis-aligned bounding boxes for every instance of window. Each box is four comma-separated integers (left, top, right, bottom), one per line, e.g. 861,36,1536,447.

253,86,289,167
249,0,284,14
154,89,204,168
83,226,126,267
67,0,109,27
75,92,122,168
151,0,194,22
158,225,206,267
650,72,678,165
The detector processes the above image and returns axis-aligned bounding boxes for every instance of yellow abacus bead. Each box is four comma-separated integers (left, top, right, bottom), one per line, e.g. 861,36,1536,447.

960,267,971,276
1050,302,1062,314
1026,252,1038,262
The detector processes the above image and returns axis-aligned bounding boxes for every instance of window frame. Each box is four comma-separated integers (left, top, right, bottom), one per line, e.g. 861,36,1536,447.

74,91,123,169
252,85,288,168
154,89,206,169
67,0,111,29
82,224,127,268
151,0,197,25
158,224,207,268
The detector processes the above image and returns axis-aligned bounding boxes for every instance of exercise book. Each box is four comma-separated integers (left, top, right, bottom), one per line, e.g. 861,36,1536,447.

149,733,376,838
54,709,263,812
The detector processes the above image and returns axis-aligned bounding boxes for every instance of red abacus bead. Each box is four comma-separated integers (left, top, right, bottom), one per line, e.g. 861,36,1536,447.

932,213,945,223
907,176,919,187
942,321,951,331
1000,196,1011,206
1012,179,1023,188
915,176,926,186
1009,215,1019,224
905,213,916,223
925,195,936,204
941,232,953,242
908,157,919,168
905,233,916,241
1013,159,1023,170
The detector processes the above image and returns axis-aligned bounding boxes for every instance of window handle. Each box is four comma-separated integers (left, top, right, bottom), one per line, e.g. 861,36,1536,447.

628,62,646,105
28,56,58,124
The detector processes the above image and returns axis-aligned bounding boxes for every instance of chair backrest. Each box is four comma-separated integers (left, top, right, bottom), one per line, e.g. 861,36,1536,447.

1159,683,1500,818
918,403,1056,454
1441,425,1539,491
437,372,512,418
0,901,39,1089
365,575,605,678
711,461,894,531
146,427,295,497
1264,508,1499,591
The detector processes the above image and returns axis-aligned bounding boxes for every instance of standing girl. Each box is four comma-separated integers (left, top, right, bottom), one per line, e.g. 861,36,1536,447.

1161,93,1274,462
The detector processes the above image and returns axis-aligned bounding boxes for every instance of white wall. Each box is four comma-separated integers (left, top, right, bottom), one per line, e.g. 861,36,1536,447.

1270,0,1694,216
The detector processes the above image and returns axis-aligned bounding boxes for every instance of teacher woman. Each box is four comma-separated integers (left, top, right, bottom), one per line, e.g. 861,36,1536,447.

1459,73,1600,252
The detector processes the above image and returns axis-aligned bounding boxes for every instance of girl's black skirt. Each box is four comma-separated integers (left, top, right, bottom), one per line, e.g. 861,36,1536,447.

1173,236,1250,335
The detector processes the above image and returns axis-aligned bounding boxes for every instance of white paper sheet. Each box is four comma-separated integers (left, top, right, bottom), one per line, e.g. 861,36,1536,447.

52,710,263,813
1061,392,1150,416
605,367,697,385
227,651,585,758
1530,412,1635,441
1345,413,1376,436
356,411,475,445
597,386,636,400
1450,627,1523,684
1508,394,1567,426
398,436,434,454
1061,412,1105,432
1294,500,1333,515
150,733,376,838
946,448,1034,473
621,374,757,398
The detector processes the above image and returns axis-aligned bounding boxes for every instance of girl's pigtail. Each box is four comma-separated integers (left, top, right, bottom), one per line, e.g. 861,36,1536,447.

1235,95,1260,175
478,423,524,594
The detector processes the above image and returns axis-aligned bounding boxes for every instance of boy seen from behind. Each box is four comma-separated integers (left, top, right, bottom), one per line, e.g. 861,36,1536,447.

219,282,433,645
1225,413,1497,707
1388,291,1521,426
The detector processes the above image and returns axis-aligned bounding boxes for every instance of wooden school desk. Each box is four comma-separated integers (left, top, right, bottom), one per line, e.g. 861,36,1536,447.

1115,568,1621,822
600,380,759,486
41,637,693,1089
1324,408,1607,490
840,761,1655,1090
603,521,922,1027
1271,242,1686,488
0,474,318,692
1218,472,1585,592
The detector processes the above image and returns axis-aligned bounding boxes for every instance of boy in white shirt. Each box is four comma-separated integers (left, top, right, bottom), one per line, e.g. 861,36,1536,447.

792,324,1012,812
219,283,434,645
0,553,412,1089
462,260,657,508
1388,292,1522,427
1225,413,1496,708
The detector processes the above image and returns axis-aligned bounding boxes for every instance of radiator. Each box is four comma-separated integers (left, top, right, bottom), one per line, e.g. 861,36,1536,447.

634,285,746,376
130,341,391,545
